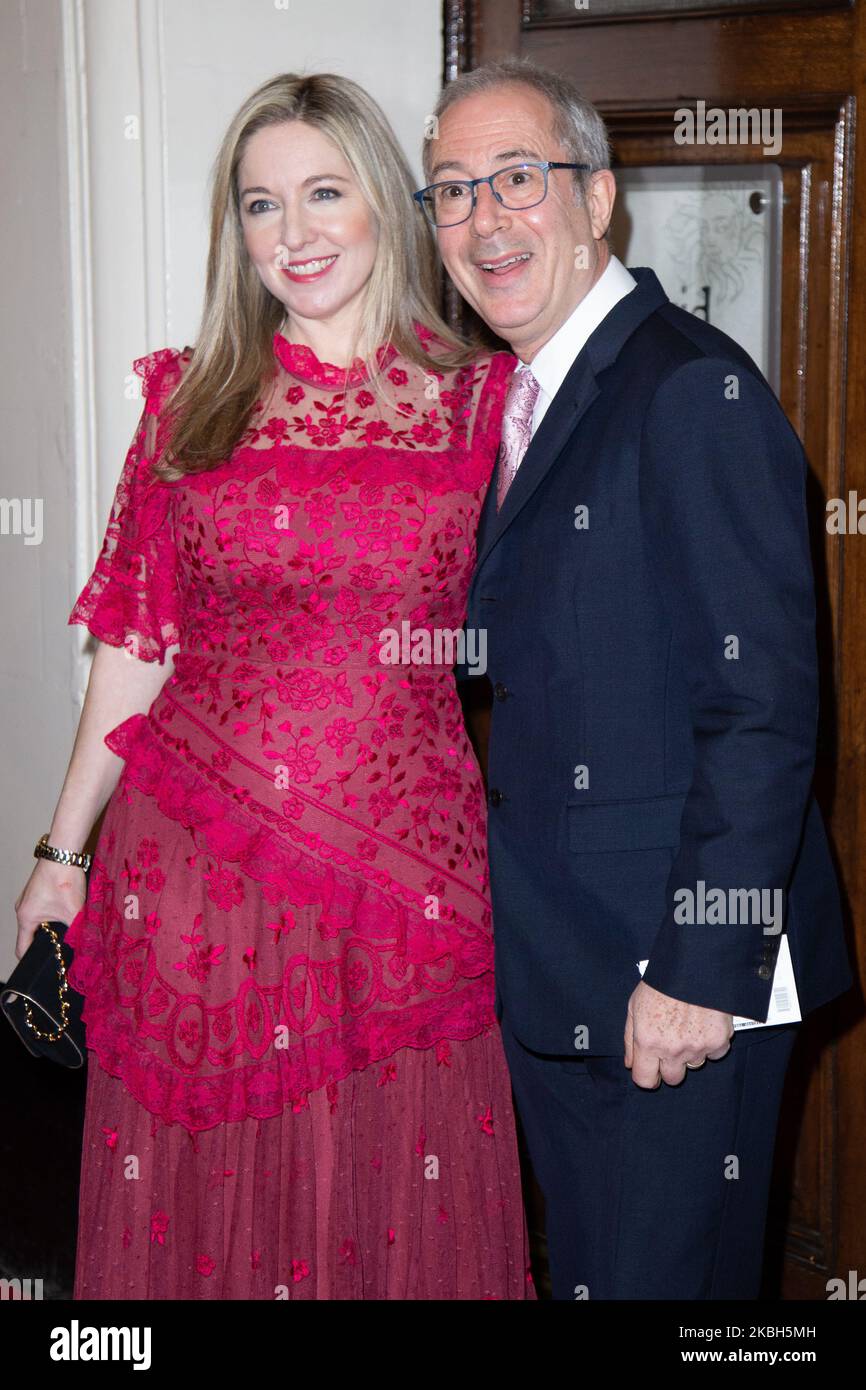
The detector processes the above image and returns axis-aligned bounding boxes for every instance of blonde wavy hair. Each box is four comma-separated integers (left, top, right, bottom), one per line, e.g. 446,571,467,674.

153,72,476,481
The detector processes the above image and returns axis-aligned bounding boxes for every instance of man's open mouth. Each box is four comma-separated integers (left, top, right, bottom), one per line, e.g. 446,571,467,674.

477,252,532,276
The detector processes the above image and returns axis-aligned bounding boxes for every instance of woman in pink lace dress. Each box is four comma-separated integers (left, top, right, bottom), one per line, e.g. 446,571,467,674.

14,74,533,1299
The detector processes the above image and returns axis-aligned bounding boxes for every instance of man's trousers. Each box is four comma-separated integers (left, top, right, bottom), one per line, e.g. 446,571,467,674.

501,1014,798,1300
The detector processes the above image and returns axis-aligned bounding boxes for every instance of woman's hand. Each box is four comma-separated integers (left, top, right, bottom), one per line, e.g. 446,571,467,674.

14,859,87,962
9,636,177,980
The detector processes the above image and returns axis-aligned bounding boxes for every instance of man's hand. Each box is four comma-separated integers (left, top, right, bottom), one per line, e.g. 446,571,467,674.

624,980,733,1088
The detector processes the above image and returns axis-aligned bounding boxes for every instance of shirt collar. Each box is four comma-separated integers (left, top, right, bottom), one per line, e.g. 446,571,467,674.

521,254,637,400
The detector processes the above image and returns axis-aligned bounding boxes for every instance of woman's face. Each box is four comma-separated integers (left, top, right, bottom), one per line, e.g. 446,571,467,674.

238,120,379,343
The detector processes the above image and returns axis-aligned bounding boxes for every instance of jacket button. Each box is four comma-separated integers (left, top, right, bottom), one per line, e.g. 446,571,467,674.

757,964,773,981
489,788,504,807
493,682,509,701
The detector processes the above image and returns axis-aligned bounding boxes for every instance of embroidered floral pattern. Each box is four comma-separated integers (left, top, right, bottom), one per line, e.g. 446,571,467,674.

66,323,516,1135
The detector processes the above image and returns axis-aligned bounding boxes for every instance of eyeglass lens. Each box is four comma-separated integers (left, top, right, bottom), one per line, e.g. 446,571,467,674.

426,165,548,225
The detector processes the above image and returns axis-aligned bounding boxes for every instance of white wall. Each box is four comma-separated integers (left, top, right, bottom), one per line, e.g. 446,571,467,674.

0,0,441,981
0,1,80,983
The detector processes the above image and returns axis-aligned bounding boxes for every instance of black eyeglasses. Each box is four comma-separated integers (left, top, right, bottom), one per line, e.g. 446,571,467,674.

413,161,592,227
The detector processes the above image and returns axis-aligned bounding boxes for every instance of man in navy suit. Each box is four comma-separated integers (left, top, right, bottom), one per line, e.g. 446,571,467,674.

417,58,853,1300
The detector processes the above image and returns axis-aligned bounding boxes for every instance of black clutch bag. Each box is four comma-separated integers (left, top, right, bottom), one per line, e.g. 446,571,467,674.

1,920,86,1067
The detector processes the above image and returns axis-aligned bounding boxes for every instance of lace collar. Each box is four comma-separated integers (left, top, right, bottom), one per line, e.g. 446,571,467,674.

272,330,398,388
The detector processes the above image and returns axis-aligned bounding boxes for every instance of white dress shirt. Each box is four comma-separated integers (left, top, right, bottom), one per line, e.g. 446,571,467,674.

520,254,637,438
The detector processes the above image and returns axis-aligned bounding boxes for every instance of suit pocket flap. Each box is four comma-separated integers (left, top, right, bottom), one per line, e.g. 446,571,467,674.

567,794,684,852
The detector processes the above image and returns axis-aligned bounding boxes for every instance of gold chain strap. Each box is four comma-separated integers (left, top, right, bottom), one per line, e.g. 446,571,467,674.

22,922,70,1043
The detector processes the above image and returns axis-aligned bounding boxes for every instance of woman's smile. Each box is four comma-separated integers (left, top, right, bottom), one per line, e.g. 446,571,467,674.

280,253,339,282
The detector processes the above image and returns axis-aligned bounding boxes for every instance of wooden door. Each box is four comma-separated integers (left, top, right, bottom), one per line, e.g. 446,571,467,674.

446,0,865,1299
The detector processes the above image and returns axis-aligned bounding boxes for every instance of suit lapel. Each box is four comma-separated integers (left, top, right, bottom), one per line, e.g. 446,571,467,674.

470,267,669,587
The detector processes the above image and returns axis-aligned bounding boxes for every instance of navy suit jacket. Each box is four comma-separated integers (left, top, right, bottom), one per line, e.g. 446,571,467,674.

463,266,853,1057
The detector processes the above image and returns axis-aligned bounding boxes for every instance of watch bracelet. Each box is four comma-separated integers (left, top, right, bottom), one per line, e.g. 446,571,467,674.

34,834,91,872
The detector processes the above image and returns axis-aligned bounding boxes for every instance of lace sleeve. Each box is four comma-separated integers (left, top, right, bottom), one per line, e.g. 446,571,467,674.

68,348,188,663
468,349,516,477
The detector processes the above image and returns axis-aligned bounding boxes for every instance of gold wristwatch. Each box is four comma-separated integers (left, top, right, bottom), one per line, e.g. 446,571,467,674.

33,833,92,872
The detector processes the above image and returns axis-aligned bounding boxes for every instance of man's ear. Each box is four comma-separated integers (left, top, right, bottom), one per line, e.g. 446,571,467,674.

587,169,617,243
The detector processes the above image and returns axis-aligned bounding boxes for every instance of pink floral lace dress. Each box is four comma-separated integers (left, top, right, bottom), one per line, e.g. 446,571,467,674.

65,322,535,1299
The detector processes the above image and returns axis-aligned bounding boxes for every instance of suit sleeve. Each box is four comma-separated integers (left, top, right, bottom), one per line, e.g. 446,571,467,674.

638,355,819,1020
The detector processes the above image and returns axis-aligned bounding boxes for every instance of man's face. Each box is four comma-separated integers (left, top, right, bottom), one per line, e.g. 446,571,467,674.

429,85,615,361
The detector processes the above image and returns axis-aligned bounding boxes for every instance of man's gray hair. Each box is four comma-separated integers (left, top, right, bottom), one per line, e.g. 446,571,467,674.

423,57,611,203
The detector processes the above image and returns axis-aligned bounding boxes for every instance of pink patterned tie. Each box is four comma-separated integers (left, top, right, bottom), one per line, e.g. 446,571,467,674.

496,367,541,511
